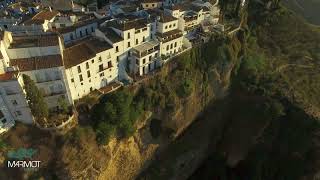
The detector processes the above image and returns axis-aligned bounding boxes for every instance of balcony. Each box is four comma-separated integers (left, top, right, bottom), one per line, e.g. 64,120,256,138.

44,91,66,97
156,29,183,43
98,64,113,73
5,90,19,95
36,77,62,84
131,40,159,58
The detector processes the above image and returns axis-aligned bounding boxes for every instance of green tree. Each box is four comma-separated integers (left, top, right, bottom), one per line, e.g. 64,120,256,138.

58,96,69,114
103,102,117,124
96,122,115,145
22,74,48,124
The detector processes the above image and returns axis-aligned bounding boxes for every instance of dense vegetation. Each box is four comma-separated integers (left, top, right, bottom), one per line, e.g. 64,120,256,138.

22,74,48,124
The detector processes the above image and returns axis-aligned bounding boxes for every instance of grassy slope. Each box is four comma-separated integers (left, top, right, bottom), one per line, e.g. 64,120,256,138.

189,4,320,180
282,0,320,25
252,6,320,116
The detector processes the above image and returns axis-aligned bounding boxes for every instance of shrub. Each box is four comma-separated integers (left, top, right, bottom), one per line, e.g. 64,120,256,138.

96,122,116,145
177,78,194,98
22,74,48,124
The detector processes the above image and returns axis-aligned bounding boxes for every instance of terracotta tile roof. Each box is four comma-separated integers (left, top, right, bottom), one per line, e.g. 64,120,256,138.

63,38,112,69
98,27,123,43
0,71,18,81
159,14,177,23
9,34,59,48
168,4,187,11
106,18,148,31
141,0,162,3
156,29,183,43
10,55,63,72
55,17,98,34
23,10,59,25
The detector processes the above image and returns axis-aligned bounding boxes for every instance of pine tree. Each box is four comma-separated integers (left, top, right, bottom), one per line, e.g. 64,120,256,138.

22,74,49,125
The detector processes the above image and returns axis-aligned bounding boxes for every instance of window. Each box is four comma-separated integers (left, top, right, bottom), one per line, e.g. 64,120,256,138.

85,29,88,35
99,64,103,72
71,78,74,83
1,119,6,124
117,56,119,62
166,45,169,51
116,46,119,52
143,58,146,64
86,62,89,69
170,43,173,49
128,42,131,48
152,4,155,7
79,75,83,82
169,24,172,28
108,61,112,68
91,26,94,32
87,71,91,78
12,100,18,105
80,31,83,37
100,72,104,77
60,24,66,28
155,53,158,57
146,4,149,7
16,111,22,116
165,25,167,29
136,59,139,65
0,111,4,119
127,32,130,39
143,36,145,42
173,23,176,27
91,59,94,63
149,56,152,61
70,33,74,40
174,42,177,47
90,87,93,92
136,39,138,45
77,66,81,73
99,56,102,62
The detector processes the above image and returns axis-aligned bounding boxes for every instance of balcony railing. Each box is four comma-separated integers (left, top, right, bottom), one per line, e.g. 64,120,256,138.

36,77,62,83
44,91,66,97
132,48,159,58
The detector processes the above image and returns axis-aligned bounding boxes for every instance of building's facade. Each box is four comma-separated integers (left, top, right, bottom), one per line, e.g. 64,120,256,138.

63,38,118,100
0,71,33,125
129,40,160,76
0,31,73,109
0,0,221,132
141,0,163,10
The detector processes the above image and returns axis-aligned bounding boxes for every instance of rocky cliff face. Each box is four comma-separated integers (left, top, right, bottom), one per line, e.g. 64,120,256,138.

94,36,243,180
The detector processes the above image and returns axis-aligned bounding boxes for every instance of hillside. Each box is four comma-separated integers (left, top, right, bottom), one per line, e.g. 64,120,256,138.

186,1,320,180
283,0,320,25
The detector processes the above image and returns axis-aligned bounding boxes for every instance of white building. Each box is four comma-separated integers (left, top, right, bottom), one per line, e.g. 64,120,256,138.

63,38,118,100
0,71,33,126
21,10,60,31
140,0,163,10
129,40,160,76
154,14,184,59
55,17,99,45
0,31,73,109
99,17,152,79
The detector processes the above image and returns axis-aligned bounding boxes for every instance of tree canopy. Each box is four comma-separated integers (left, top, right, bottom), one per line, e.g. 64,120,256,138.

22,74,48,124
